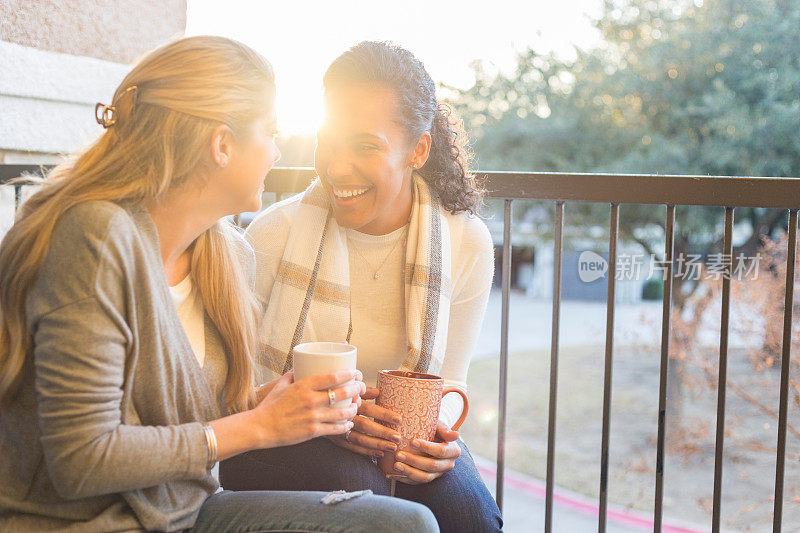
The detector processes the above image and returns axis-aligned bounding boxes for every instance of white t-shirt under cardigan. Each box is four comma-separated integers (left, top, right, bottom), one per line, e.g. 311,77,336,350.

169,275,206,368
245,194,494,428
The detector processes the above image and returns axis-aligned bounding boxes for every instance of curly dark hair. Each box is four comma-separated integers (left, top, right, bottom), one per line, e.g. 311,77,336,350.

322,41,484,216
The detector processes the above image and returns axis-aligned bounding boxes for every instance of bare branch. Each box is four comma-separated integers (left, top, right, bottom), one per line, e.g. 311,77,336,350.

726,379,800,442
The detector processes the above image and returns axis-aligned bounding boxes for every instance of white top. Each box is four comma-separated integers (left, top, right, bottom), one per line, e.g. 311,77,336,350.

345,225,409,388
245,196,494,428
168,274,206,368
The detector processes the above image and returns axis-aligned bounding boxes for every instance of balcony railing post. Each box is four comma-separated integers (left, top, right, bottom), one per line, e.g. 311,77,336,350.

711,206,735,533
653,204,676,532
496,199,513,512
598,202,619,533
773,208,798,533
14,184,22,214
544,201,565,533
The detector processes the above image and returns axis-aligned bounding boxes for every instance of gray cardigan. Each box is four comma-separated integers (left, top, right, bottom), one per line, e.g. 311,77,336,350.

0,201,254,532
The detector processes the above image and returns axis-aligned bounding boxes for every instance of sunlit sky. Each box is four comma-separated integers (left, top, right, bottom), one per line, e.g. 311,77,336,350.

186,0,602,134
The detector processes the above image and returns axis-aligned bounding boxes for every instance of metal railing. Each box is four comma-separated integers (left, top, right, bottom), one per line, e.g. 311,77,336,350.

2,164,799,532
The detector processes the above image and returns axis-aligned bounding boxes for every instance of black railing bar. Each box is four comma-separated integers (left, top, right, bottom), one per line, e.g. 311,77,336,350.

0,165,317,193
544,201,565,533
260,168,800,209
5,165,800,209
772,208,798,533
598,203,620,533
711,207,735,533
14,184,22,215
653,204,676,532
0,164,52,184
496,199,512,511
480,172,800,208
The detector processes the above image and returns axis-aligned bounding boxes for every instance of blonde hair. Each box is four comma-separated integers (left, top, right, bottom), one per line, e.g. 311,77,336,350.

0,36,273,411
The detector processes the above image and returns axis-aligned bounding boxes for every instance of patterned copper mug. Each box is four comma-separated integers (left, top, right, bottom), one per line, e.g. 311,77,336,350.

375,370,469,476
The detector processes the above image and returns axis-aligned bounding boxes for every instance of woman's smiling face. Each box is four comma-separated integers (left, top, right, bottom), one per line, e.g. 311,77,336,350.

315,83,428,235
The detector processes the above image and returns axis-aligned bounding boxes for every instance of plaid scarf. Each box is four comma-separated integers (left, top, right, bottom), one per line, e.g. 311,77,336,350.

260,174,452,377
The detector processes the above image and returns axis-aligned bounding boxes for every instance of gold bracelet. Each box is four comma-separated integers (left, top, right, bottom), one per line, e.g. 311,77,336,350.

202,424,218,471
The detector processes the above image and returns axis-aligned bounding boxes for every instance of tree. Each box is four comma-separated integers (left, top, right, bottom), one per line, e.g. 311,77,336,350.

448,0,800,422
452,0,800,177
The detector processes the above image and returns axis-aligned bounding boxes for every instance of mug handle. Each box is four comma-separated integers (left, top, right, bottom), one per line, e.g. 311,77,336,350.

442,388,469,431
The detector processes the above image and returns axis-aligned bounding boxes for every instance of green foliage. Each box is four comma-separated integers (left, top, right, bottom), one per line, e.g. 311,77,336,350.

641,277,665,299
448,0,799,262
450,0,800,178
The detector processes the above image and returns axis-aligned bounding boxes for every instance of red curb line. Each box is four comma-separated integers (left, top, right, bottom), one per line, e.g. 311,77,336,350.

475,461,705,533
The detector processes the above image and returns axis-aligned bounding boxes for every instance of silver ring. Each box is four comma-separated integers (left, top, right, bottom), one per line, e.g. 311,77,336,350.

345,428,352,443
327,389,336,406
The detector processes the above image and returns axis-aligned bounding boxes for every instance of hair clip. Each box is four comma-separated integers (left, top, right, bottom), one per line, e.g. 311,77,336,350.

95,103,116,128
94,86,138,129
116,85,138,106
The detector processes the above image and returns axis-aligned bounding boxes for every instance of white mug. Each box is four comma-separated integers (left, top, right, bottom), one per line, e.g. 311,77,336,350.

292,342,357,409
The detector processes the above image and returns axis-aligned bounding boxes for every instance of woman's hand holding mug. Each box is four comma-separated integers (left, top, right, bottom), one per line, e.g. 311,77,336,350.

375,370,469,485
328,386,404,459
248,369,365,449
386,421,461,484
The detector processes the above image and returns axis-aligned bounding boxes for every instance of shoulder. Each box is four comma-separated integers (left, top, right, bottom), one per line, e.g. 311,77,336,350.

29,201,138,319
219,220,256,285
244,193,303,250
54,200,133,241
442,209,494,259
220,219,253,257
48,200,139,264
441,209,495,300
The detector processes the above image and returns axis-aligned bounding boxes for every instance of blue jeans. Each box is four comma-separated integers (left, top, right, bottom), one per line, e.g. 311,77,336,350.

219,438,503,533
191,489,438,532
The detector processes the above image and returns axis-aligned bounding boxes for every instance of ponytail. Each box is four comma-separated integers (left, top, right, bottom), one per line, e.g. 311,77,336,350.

418,104,483,215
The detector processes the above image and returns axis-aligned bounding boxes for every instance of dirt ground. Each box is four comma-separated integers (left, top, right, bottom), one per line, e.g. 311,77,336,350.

460,344,800,532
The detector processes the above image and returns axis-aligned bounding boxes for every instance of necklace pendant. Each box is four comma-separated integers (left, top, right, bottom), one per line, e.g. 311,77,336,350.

373,272,380,279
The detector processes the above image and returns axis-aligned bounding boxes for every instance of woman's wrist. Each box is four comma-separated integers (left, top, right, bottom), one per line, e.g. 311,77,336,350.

202,424,218,470
209,409,268,460
242,407,272,450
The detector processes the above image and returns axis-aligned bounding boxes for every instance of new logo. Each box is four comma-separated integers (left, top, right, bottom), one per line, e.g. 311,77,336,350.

578,251,608,282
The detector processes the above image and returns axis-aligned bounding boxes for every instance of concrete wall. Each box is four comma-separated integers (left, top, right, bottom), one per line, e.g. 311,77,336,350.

0,40,130,160
0,0,186,64
0,0,187,161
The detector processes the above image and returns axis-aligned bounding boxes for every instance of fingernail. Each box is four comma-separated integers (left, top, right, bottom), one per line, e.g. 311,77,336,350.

393,463,403,472
410,440,420,449
391,434,402,444
346,421,354,429
385,443,397,452
374,451,384,458
396,452,406,461
392,417,403,424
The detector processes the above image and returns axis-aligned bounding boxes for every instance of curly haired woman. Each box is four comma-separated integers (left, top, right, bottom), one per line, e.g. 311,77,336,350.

222,41,503,533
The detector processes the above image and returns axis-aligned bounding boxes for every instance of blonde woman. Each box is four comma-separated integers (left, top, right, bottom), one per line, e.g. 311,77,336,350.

0,36,437,533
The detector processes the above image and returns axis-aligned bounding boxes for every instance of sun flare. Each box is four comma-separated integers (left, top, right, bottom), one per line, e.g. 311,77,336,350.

185,0,601,136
